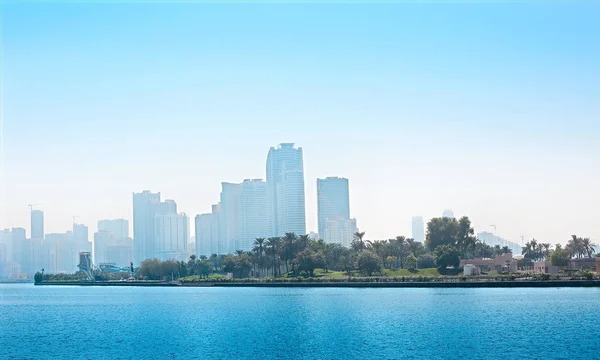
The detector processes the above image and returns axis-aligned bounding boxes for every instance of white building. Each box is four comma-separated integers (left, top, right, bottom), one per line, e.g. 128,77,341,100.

133,191,177,265
98,219,129,241
477,231,521,254
30,209,44,240
195,213,213,257
442,210,455,219
220,182,243,254
266,143,306,237
411,216,425,243
239,179,269,252
211,204,222,255
317,177,350,239
324,218,357,248
154,213,189,261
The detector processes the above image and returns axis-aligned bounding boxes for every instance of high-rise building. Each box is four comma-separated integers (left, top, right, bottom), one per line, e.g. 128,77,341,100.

323,218,357,248
211,204,222,255
98,219,129,242
0,230,12,263
133,191,177,265
30,210,44,240
442,210,455,219
266,143,306,237
239,179,269,252
411,216,425,243
93,230,114,264
44,232,75,273
105,243,133,267
154,213,189,261
220,182,242,254
477,231,521,254
195,214,213,257
11,228,27,274
317,177,350,238
73,223,91,258
133,191,161,265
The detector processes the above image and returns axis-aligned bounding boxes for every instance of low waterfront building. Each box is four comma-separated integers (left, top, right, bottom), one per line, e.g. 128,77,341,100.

459,253,516,273
568,258,596,271
533,261,561,275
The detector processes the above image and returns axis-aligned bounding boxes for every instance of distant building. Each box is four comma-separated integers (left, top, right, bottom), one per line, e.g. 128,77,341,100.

317,177,350,239
154,213,189,261
309,231,320,240
44,232,75,273
98,219,129,242
239,179,269,252
94,230,115,264
533,261,561,275
73,223,91,259
442,210,455,219
477,231,521,254
211,204,222,255
411,216,425,243
459,253,516,273
105,243,133,267
10,228,28,274
569,258,596,271
195,214,213,257
133,191,177,265
266,143,306,237
220,182,243,254
31,210,44,240
323,218,357,248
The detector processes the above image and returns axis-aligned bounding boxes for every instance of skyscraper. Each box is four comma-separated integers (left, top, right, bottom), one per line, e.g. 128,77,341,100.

210,204,222,254
266,143,306,237
220,182,242,254
73,223,91,256
154,213,189,261
133,191,161,265
442,210,455,219
239,179,269,252
411,216,425,243
323,218,357,248
317,177,350,238
98,219,129,242
195,214,213,257
31,210,44,240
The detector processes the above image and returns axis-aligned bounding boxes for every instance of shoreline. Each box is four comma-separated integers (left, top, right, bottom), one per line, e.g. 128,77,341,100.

34,280,600,288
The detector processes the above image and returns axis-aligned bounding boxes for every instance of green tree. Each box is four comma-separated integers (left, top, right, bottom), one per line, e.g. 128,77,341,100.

405,254,417,270
433,245,460,270
294,249,325,277
425,217,459,252
357,251,381,276
550,248,569,267
417,254,435,269
351,231,366,252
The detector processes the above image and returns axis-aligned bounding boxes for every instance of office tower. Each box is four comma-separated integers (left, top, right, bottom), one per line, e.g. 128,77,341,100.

93,231,114,264
105,244,133,267
238,179,269,252
133,191,175,265
158,200,177,215
477,232,521,254
211,204,222,255
10,228,27,274
0,229,12,263
411,216,425,243
266,143,306,237
317,177,350,238
195,214,212,257
442,210,455,219
323,218,357,248
73,223,91,256
220,182,242,254
31,210,44,240
98,219,129,242
154,213,189,261
44,232,75,273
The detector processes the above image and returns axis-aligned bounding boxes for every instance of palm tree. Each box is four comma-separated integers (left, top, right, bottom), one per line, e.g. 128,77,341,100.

235,250,245,256
582,238,596,258
541,243,552,260
352,232,366,252
266,237,282,277
253,238,265,276
395,236,407,269
367,240,387,268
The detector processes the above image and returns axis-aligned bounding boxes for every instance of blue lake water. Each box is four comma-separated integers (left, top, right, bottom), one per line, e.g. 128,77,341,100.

1,284,599,359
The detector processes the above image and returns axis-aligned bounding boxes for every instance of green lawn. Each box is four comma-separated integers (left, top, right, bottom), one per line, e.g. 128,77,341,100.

383,268,441,277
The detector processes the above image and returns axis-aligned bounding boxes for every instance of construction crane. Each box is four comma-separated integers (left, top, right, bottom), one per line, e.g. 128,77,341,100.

28,203,42,211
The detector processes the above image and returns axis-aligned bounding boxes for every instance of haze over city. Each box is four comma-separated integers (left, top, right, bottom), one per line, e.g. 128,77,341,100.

1,2,599,246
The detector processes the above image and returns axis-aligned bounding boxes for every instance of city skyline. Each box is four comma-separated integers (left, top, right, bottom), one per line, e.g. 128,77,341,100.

2,2,599,246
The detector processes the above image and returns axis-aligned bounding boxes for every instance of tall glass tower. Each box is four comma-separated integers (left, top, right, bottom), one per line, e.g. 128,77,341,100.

266,143,306,237
317,177,350,238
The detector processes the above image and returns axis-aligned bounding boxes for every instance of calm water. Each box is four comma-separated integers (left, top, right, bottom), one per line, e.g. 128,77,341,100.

1,285,599,359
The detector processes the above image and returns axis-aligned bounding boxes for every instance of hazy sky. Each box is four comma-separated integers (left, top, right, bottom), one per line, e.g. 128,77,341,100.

1,1,599,246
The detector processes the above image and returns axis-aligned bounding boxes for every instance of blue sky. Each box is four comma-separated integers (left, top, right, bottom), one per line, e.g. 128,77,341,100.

1,1,599,245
